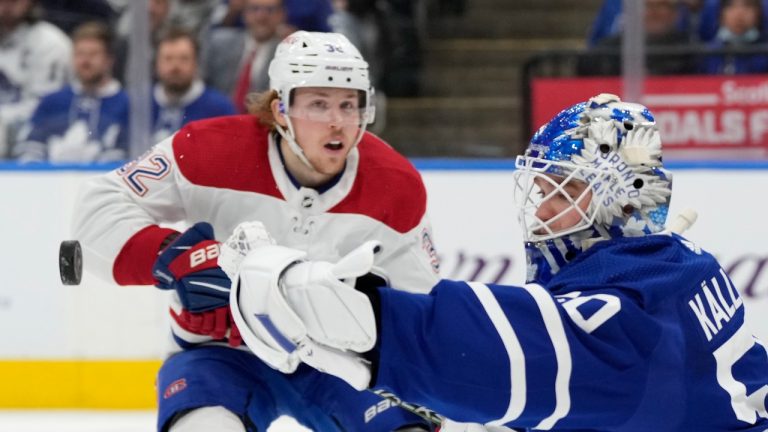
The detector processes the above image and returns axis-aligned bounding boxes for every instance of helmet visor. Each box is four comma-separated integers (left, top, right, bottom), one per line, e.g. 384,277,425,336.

286,88,373,126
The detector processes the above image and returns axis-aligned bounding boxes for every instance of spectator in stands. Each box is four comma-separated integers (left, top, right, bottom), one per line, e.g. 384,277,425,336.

37,0,117,34
699,0,768,73
13,21,129,163
211,0,244,27
114,0,171,83
167,0,219,38
587,0,624,46
579,0,696,76
588,0,703,46
282,0,332,33
697,0,768,40
682,0,706,40
212,0,332,33
203,0,284,113
0,0,71,159
152,28,235,143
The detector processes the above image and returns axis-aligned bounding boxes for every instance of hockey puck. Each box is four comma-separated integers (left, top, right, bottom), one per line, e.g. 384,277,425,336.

59,240,82,285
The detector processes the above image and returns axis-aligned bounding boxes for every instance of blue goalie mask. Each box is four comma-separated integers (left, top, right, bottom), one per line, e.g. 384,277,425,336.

513,93,673,284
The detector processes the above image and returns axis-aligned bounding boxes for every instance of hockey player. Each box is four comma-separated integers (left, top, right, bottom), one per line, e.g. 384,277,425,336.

13,21,129,162
72,31,440,432
231,94,768,431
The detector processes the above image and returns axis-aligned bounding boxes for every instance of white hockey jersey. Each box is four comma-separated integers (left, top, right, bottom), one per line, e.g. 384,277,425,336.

73,115,440,296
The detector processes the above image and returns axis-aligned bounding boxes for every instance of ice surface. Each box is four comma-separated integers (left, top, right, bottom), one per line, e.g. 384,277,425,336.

0,410,310,431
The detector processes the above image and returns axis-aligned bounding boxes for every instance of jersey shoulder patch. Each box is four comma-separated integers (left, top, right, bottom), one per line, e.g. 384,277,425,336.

171,115,283,199
331,132,427,233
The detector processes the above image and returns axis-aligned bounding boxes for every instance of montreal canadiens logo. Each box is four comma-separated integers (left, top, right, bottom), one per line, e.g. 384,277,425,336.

163,378,187,399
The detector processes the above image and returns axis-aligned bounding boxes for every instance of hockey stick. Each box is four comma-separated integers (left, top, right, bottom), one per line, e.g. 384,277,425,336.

370,389,444,427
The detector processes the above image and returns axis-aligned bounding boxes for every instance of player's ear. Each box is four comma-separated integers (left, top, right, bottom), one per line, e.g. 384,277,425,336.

271,98,288,128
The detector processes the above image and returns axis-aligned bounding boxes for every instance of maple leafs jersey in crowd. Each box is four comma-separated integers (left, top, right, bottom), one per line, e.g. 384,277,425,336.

0,21,71,126
151,80,235,144
73,115,440,347
0,20,70,157
13,80,129,162
372,234,768,431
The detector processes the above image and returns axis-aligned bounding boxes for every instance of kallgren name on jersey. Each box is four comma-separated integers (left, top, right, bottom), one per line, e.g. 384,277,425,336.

688,268,744,342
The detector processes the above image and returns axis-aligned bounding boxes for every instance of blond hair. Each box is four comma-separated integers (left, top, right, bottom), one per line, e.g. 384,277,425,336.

246,89,280,129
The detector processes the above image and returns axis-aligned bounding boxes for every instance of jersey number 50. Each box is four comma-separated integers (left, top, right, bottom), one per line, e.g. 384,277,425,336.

556,291,621,334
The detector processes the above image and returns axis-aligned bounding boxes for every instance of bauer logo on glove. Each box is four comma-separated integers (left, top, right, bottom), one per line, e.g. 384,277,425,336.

153,222,231,312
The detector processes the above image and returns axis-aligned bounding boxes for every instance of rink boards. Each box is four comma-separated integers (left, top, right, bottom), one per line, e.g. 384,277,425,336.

1,161,767,408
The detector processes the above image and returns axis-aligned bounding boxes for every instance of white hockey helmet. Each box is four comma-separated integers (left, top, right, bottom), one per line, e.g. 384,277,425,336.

513,94,673,282
268,31,375,170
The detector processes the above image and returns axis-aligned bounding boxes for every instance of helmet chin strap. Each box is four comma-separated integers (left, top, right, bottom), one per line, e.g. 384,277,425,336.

275,116,316,173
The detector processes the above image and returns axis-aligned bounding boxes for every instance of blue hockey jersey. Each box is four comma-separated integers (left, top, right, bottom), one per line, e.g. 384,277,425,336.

373,234,768,431
151,80,235,143
13,80,129,162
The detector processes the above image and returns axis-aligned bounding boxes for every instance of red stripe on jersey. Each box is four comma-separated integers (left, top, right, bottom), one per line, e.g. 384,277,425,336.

171,115,426,234
171,115,284,199
113,225,180,285
330,133,427,234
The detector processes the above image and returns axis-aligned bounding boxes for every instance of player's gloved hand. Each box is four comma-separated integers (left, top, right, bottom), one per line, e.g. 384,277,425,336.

166,220,272,347
154,222,242,345
153,222,231,312
169,301,243,347
156,221,277,347
230,241,379,387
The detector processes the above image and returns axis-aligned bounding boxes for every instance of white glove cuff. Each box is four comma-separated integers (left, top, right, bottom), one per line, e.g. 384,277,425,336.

229,244,307,373
297,340,372,390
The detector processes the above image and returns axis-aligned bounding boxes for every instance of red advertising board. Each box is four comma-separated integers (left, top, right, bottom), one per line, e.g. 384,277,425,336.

532,76,768,158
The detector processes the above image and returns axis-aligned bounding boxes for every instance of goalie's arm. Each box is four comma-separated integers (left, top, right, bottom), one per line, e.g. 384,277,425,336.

364,280,662,429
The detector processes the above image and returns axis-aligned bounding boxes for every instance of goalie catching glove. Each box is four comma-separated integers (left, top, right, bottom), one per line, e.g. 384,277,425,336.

229,241,380,389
